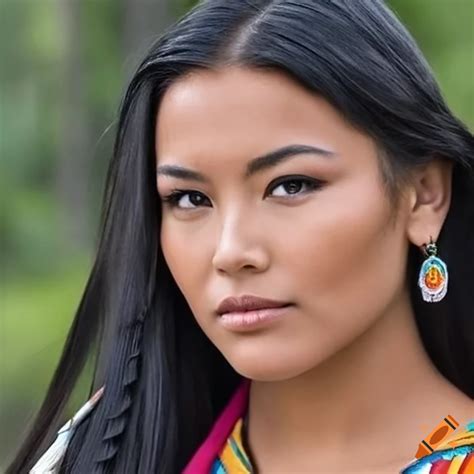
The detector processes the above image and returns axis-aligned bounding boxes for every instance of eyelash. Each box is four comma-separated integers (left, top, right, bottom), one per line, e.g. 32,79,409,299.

160,175,325,210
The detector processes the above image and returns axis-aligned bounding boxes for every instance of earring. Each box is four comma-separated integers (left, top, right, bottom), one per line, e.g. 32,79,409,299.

417,236,448,302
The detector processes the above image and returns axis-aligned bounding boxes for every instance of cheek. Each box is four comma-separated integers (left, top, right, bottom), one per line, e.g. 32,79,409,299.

160,217,213,321
285,178,406,335
160,220,198,298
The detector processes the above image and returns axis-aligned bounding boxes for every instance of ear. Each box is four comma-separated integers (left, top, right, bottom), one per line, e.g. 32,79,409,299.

406,157,454,248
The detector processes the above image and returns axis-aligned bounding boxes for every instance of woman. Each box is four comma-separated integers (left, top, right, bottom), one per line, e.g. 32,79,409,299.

9,0,474,473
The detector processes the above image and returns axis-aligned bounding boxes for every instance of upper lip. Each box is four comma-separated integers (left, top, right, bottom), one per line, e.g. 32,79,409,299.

216,294,292,316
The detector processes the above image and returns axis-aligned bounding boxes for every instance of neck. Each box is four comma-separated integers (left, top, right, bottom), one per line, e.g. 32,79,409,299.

246,289,472,472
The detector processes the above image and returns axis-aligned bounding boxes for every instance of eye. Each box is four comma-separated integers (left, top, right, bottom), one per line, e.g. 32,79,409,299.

160,175,324,210
161,190,211,210
265,175,324,199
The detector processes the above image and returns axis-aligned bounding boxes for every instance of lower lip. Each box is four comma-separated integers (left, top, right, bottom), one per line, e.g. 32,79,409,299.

218,305,293,332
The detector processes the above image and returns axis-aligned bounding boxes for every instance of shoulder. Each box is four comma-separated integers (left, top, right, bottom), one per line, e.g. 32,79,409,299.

30,387,104,473
400,419,474,474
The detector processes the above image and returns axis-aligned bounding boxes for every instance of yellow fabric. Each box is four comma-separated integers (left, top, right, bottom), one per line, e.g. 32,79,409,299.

218,418,252,473
447,453,467,474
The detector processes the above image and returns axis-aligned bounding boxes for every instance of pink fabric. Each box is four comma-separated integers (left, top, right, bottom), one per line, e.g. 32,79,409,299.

182,378,251,474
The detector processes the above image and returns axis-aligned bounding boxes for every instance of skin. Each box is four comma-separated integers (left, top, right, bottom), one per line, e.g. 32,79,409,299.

155,66,473,473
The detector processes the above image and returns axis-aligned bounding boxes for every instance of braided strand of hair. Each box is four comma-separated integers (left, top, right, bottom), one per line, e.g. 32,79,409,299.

93,305,147,470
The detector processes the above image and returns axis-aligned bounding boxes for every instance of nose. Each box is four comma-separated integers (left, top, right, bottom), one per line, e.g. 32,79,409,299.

211,214,270,275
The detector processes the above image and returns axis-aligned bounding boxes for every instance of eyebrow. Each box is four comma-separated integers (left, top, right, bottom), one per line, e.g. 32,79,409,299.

156,144,336,183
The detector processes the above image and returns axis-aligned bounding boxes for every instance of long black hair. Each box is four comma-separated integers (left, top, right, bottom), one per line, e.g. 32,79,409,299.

9,0,474,472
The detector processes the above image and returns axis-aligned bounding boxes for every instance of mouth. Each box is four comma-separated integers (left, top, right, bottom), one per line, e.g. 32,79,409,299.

217,304,294,332
216,294,293,316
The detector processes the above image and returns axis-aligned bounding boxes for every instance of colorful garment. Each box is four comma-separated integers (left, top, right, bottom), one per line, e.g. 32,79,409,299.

183,378,252,473
210,418,253,473
400,420,474,474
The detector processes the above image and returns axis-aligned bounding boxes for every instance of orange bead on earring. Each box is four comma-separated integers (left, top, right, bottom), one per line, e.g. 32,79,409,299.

418,236,448,303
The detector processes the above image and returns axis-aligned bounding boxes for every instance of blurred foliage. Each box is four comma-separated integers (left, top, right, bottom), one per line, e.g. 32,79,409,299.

390,0,474,124
1,0,472,468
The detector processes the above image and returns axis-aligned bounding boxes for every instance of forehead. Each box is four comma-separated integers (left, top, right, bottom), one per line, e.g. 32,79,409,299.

155,66,373,169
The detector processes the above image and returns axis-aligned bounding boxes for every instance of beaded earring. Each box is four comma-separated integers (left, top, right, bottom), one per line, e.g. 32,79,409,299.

418,236,448,303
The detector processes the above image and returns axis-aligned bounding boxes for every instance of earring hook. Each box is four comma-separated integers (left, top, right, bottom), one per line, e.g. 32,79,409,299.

422,235,437,258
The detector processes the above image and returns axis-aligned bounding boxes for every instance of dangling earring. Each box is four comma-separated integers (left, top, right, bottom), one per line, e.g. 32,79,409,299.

417,235,448,302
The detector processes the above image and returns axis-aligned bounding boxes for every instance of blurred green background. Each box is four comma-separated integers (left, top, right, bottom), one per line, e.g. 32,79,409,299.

1,0,473,468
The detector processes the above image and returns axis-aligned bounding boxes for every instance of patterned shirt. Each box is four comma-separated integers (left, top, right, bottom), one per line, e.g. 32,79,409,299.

211,418,253,473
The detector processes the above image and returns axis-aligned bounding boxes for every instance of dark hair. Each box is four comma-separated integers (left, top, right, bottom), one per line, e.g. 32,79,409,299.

9,0,474,472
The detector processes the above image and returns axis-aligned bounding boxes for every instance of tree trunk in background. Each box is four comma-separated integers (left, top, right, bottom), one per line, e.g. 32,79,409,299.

121,0,173,83
56,0,90,256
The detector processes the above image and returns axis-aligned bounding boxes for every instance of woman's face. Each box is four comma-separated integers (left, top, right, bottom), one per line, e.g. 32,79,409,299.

156,66,411,381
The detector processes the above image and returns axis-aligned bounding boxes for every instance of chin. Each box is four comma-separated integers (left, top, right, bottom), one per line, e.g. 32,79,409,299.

214,334,332,382
230,357,315,382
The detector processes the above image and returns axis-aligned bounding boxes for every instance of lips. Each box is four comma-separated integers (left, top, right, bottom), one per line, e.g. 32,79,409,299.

216,294,292,316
